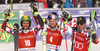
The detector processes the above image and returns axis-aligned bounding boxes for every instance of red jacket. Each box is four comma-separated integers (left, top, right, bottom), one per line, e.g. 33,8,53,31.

71,30,99,51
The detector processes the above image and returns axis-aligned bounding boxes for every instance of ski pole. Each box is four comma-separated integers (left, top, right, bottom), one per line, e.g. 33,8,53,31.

55,4,68,51
61,4,68,51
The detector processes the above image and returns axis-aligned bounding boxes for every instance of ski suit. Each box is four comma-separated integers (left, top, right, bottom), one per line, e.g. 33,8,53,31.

46,22,72,51
71,27,99,51
4,22,41,51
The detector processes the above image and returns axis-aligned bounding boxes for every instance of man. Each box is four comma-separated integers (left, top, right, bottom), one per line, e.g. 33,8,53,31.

1,7,43,51
72,16,99,51
46,12,63,51
42,11,72,51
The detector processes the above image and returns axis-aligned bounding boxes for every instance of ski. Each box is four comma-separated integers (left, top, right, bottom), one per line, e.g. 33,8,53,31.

0,19,7,39
9,0,19,51
71,16,77,51
42,19,47,51
13,23,19,51
59,4,68,51
88,10,97,51
30,3,47,51
71,27,76,51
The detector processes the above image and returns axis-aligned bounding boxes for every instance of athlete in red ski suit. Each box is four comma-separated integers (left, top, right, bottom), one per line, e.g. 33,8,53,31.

45,11,72,51
1,15,42,51
1,6,43,51
71,16,99,51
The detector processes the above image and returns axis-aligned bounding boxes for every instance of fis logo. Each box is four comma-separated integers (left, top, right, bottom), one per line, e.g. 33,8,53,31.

97,21,100,30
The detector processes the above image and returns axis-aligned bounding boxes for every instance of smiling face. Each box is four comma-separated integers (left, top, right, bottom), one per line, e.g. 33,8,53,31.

49,19,57,28
77,21,86,30
22,21,30,30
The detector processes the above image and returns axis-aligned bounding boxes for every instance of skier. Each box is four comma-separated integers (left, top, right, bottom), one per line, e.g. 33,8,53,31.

41,11,72,51
1,7,43,51
71,16,99,51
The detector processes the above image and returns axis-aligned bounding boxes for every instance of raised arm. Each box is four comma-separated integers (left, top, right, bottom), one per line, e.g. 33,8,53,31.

30,3,44,35
1,19,14,35
1,19,19,36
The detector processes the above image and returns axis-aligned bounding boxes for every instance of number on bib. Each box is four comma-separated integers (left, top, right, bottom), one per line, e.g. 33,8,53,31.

49,36,53,43
25,40,31,46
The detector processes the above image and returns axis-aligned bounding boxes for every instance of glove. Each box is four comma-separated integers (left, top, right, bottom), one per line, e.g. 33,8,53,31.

89,23,97,42
1,19,9,30
89,23,96,31
4,9,10,17
72,27,77,31
61,11,72,24
34,27,39,35
32,6,38,13
30,2,38,15
13,23,19,30
34,27,39,31
91,24,96,42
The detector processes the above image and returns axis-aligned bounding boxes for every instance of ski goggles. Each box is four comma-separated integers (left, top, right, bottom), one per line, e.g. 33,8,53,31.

77,22,85,25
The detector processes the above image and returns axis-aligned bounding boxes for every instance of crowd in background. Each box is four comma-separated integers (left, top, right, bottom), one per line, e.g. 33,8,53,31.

0,0,100,8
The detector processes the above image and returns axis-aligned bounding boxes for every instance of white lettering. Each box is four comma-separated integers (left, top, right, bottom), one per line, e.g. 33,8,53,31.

78,10,90,15
25,40,31,46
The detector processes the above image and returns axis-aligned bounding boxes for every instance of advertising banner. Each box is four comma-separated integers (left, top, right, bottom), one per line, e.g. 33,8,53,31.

0,4,10,11
38,8,100,18
12,3,31,10
0,11,19,19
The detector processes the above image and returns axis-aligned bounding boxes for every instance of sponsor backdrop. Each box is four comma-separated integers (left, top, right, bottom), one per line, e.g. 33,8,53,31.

0,8,100,43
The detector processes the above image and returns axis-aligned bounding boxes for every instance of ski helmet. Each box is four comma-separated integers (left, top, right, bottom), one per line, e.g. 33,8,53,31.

21,15,31,27
47,12,58,28
48,12,58,20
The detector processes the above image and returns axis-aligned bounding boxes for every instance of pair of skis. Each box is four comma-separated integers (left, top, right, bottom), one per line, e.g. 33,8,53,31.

88,11,97,51
30,3,47,51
